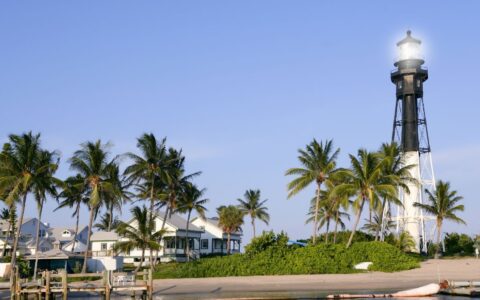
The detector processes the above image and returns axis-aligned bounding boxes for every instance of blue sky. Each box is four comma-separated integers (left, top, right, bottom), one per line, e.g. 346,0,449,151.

1,1,479,244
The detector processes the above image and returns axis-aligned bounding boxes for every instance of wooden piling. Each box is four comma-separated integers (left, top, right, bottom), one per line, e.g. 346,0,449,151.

104,270,111,300
61,271,67,300
45,271,50,300
148,268,153,300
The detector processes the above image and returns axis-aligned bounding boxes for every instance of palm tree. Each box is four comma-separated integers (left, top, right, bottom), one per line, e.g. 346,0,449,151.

237,189,269,238
285,139,340,244
32,150,60,279
94,212,120,231
151,149,200,265
306,196,349,244
394,231,416,252
362,212,395,238
124,134,169,266
124,133,168,219
55,174,87,253
104,163,132,231
414,180,465,256
0,132,52,289
217,205,244,255
377,143,415,240
70,140,114,273
114,206,165,272
336,149,398,248
177,183,208,261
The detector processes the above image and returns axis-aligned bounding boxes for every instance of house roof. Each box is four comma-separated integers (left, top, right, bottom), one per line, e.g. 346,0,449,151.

0,218,35,231
48,226,87,242
154,211,203,232
24,249,82,260
91,231,119,241
193,217,243,235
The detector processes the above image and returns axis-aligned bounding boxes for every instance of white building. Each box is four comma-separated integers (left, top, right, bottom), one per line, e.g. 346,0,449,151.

191,217,242,255
91,212,204,263
0,218,88,256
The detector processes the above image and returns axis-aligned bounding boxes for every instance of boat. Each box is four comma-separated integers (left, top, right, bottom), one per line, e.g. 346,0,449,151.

327,283,441,299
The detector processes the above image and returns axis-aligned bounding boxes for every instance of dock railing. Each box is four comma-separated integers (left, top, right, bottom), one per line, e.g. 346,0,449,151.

12,268,153,300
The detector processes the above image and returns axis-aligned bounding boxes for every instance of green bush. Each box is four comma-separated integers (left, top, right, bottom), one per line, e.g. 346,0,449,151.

153,233,419,279
348,242,419,272
444,233,475,256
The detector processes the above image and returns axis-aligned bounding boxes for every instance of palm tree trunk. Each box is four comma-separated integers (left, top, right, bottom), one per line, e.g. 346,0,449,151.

33,199,44,280
325,219,330,244
252,218,256,238
313,184,321,244
333,210,339,244
436,220,443,258
154,206,170,267
108,203,114,232
135,248,145,273
185,210,191,262
346,198,366,248
376,198,387,241
10,193,27,296
71,201,81,253
82,206,96,273
226,233,231,255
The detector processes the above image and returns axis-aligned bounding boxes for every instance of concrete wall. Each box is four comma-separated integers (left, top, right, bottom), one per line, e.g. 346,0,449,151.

87,256,123,272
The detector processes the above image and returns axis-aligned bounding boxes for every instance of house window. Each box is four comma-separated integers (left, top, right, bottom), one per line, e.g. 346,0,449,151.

101,243,108,251
201,239,209,249
214,239,224,249
62,230,71,237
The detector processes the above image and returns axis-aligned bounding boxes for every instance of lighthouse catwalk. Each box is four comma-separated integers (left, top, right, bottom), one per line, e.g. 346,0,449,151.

389,31,436,252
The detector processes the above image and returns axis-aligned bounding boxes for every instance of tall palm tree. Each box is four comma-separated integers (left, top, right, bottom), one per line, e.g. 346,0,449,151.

217,205,244,255
124,134,169,266
124,133,168,219
414,180,465,256
55,174,87,253
237,189,269,238
32,150,60,279
0,132,52,290
114,206,165,272
285,139,340,244
377,143,415,240
336,149,398,248
177,183,208,261
104,163,132,231
70,140,114,273
153,149,200,265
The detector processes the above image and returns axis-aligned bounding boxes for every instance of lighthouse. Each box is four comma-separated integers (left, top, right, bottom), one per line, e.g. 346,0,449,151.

390,31,436,252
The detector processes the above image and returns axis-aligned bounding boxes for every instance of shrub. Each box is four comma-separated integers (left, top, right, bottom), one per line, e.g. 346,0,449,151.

348,242,419,272
153,233,419,278
444,233,475,256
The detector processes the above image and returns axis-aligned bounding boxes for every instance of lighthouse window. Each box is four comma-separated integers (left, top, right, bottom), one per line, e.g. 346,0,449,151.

397,81,403,88
417,80,421,87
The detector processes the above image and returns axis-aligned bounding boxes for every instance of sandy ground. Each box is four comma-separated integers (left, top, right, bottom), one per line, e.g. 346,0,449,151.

1,259,478,299
149,258,480,299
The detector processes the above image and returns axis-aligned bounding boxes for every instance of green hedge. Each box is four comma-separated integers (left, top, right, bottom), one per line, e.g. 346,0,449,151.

154,234,420,279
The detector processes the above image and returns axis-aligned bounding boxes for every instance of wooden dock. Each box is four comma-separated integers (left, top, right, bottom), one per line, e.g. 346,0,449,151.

11,268,153,299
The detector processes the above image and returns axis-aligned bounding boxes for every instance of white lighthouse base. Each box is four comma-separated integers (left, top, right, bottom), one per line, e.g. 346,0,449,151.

402,151,422,252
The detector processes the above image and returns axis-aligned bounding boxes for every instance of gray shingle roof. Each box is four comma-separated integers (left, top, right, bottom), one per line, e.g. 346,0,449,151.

154,211,203,232
48,226,87,242
91,231,119,241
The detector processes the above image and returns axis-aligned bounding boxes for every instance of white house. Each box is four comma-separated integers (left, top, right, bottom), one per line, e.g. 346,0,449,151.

191,217,242,255
0,218,89,257
91,212,204,263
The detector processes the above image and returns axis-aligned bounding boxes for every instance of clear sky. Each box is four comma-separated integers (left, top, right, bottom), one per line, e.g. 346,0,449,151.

1,1,479,244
